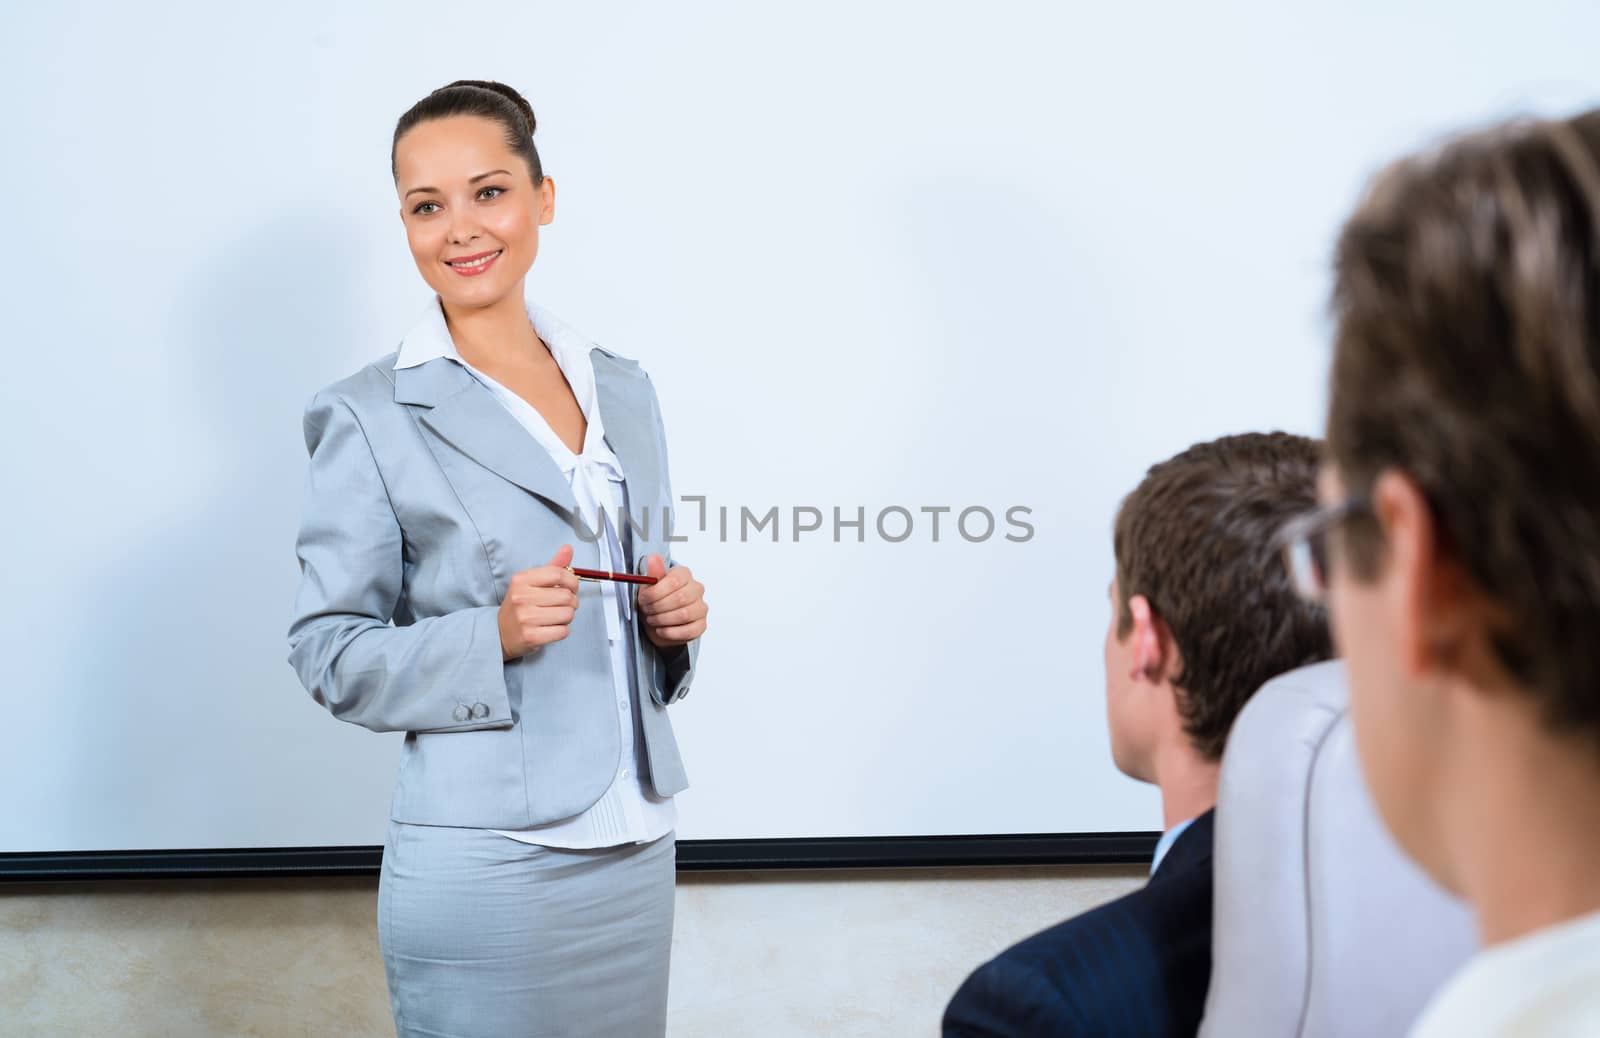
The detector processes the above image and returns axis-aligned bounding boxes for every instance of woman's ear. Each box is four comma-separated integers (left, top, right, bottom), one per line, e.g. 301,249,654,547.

538,177,556,226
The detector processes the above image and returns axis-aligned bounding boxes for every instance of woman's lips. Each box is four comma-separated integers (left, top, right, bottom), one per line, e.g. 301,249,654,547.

445,249,503,277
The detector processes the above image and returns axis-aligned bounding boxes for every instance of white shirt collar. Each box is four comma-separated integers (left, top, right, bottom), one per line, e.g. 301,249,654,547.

395,294,610,469
1150,816,1196,876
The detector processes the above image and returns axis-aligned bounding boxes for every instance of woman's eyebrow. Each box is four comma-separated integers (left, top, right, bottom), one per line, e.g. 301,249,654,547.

403,170,512,199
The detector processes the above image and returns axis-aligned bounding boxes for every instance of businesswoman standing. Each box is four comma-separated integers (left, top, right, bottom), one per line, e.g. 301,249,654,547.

286,80,708,1038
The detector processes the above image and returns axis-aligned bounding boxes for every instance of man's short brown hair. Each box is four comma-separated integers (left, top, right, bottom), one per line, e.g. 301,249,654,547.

1328,109,1600,749
1114,432,1335,760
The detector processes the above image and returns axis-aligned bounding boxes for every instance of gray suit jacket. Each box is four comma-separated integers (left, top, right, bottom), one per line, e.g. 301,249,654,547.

286,336,695,830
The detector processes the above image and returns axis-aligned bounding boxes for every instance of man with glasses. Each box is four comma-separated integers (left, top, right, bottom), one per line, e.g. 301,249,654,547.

945,432,1334,1037
1293,108,1600,1036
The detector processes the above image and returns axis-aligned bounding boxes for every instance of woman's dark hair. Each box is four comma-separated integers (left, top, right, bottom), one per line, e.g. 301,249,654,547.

391,79,544,183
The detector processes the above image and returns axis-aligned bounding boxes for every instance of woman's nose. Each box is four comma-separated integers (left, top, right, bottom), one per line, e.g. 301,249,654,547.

448,216,482,245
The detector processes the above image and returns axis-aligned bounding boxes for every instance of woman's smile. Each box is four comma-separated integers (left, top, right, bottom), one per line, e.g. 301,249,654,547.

445,248,503,276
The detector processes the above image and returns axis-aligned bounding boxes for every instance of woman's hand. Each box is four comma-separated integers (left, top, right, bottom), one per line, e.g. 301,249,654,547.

637,555,708,648
498,544,581,660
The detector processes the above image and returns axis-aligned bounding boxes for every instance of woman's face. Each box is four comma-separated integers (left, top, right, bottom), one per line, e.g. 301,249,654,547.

393,115,554,310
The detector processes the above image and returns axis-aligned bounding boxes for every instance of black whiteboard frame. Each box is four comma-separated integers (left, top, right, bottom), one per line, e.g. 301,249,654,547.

0,832,1157,882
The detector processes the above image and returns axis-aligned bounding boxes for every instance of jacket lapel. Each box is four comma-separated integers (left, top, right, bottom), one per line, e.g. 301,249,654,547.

591,350,663,536
393,357,580,515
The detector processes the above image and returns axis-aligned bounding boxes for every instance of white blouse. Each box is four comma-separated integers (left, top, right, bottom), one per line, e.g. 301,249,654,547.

394,295,676,849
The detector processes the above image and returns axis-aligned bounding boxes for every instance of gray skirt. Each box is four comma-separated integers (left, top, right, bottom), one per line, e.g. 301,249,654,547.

377,821,676,1038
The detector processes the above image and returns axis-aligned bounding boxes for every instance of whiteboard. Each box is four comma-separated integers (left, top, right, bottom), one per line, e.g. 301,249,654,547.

3,0,1595,853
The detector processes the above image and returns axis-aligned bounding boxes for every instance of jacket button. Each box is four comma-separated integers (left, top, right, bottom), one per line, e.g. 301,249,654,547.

471,702,489,719
452,705,470,722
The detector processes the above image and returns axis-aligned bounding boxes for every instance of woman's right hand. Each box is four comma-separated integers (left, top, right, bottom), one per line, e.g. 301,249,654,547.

498,544,581,660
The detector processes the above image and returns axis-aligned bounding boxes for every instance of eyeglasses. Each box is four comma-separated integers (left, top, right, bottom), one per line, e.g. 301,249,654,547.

1276,495,1372,604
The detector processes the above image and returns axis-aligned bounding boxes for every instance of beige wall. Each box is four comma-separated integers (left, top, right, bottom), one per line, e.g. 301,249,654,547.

0,866,1143,1037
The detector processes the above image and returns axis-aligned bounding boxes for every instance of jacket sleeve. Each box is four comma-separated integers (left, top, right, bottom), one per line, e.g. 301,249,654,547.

655,563,698,704
942,956,1086,1037
642,370,698,705
286,389,514,734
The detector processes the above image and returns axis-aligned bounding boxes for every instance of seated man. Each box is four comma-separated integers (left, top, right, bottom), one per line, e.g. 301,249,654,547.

944,432,1336,1037
1306,107,1600,1036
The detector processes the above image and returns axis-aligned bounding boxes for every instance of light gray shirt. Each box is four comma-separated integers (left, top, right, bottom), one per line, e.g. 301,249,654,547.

1410,907,1600,1038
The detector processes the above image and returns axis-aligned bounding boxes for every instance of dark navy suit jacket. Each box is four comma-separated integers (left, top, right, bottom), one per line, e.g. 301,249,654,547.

943,810,1215,1037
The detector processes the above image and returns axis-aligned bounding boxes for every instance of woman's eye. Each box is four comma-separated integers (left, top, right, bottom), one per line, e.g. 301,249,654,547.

413,201,440,215
478,186,505,201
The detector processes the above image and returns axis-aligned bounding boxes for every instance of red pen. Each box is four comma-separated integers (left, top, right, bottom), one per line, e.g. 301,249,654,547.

570,566,659,586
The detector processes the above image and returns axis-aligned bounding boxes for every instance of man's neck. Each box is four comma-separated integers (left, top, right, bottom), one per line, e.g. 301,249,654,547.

1448,698,1600,948
1151,738,1219,831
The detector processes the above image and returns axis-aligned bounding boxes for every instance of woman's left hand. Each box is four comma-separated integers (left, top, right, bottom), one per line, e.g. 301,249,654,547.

637,555,708,648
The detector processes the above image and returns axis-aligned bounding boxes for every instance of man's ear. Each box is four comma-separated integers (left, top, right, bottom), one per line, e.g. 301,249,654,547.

1372,469,1473,680
1127,594,1173,683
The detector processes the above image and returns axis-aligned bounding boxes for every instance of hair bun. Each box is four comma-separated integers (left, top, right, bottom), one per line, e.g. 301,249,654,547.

442,78,536,136
394,80,545,183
